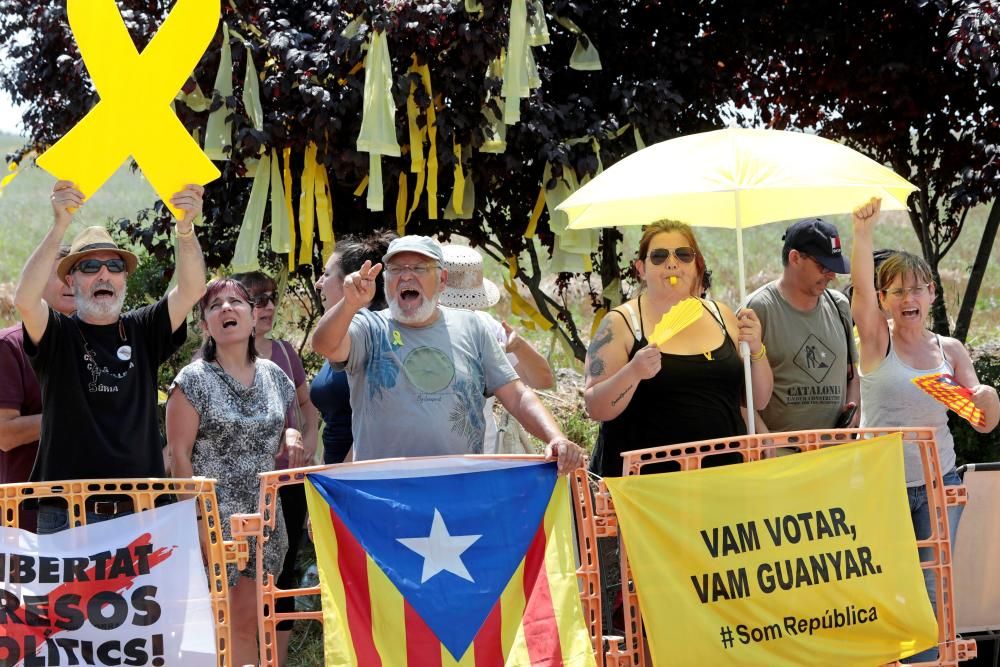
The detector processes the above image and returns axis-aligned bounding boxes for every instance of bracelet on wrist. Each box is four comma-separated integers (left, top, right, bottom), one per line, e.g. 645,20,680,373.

176,225,195,239
750,343,767,362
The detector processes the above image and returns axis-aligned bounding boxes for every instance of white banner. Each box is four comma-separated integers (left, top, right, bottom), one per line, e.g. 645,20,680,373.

0,499,216,666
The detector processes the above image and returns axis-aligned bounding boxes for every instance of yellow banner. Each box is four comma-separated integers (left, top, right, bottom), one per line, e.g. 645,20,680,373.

605,434,937,666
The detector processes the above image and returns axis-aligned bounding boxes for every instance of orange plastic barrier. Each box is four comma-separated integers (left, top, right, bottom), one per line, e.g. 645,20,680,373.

238,460,603,667
0,477,236,667
592,428,975,667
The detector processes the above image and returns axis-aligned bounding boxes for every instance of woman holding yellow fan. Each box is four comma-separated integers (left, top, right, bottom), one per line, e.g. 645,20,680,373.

584,220,772,476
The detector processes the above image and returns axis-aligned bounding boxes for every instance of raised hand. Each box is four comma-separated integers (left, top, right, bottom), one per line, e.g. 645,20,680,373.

501,320,524,354
50,180,84,227
342,259,383,311
170,184,205,230
852,197,882,233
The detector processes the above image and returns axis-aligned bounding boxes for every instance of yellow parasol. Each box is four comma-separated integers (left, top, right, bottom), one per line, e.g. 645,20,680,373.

557,127,918,433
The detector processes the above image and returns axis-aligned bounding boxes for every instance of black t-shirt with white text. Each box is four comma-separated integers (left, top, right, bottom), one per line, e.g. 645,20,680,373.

23,298,186,481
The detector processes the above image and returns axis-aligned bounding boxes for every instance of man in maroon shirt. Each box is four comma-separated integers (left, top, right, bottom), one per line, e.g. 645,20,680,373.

0,247,75,486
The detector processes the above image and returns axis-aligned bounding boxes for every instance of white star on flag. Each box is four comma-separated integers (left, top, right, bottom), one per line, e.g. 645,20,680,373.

397,509,482,584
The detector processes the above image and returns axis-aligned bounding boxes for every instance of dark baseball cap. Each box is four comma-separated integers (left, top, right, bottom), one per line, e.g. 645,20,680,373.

782,218,850,274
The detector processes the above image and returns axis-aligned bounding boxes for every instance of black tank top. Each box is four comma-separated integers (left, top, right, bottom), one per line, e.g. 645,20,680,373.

595,299,746,477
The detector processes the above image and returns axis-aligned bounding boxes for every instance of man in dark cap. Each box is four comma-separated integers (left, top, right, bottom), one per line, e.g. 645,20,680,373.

744,218,859,433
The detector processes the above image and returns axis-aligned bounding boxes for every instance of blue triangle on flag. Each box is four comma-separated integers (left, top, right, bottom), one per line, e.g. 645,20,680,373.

308,461,558,659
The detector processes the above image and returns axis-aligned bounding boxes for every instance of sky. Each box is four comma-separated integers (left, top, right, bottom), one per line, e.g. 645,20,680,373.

0,89,23,135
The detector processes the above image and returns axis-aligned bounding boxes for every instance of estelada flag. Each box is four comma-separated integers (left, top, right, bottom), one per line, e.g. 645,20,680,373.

305,457,596,667
605,434,938,666
912,372,986,427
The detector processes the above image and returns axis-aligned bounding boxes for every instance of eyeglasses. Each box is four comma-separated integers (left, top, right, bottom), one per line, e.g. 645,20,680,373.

647,247,696,265
73,258,127,274
252,292,279,308
384,263,441,277
799,253,834,274
881,283,931,298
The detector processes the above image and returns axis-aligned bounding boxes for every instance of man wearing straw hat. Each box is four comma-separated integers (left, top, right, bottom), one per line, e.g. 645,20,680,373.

14,180,207,531
312,235,584,473
438,244,554,452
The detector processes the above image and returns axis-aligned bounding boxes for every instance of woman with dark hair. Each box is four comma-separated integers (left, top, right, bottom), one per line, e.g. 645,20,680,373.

165,278,300,667
229,271,318,661
311,230,395,464
584,219,772,476
851,198,998,663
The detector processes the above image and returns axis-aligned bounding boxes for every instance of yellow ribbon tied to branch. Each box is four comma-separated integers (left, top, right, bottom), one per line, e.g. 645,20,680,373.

357,30,402,212
298,142,318,266
204,21,234,160
35,0,221,218
232,150,271,272
554,16,602,71
404,56,439,227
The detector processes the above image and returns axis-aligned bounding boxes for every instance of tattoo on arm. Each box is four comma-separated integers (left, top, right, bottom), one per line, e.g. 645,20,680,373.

586,322,614,379
611,385,633,407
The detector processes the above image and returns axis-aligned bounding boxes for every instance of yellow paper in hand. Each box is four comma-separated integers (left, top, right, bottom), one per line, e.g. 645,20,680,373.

648,297,702,347
36,0,221,219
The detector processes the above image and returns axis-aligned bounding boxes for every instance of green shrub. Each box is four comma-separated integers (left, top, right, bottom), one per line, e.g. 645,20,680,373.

952,343,1000,465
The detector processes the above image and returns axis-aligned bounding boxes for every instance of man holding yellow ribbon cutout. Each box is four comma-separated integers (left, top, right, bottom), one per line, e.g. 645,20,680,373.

14,181,207,533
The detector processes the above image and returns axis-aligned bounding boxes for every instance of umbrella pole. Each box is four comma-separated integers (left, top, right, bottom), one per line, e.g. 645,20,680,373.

734,203,756,435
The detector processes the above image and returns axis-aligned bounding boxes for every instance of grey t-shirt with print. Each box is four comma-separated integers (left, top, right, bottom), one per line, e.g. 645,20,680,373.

745,282,857,432
334,307,519,460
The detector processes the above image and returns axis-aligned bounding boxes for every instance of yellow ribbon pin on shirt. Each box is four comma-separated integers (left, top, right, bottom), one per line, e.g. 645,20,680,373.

392,330,404,347
36,0,221,218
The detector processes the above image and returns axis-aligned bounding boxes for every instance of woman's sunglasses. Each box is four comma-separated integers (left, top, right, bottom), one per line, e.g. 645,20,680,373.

252,292,279,308
73,258,127,274
647,247,697,265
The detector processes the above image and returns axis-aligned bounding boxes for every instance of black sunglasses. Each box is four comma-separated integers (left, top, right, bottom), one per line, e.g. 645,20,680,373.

73,258,127,274
647,247,697,265
252,292,279,308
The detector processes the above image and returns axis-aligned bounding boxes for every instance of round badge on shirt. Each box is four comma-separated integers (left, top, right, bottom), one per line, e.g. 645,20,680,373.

117,345,132,361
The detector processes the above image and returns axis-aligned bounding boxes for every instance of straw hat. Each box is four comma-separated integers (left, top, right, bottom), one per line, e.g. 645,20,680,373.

57,226,138,283
439,245,500,310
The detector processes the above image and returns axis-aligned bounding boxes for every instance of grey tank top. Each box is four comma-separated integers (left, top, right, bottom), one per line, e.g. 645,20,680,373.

859,333,955,487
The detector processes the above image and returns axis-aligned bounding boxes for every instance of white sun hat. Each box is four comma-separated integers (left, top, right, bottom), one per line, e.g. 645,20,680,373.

439,245,501,310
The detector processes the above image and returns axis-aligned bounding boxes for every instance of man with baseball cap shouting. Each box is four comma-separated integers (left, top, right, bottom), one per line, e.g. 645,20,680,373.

744,217,860,433
312,235,584,473
14,180,207,531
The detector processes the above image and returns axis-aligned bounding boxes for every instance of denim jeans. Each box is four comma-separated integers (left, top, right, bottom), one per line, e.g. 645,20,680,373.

903,468,964,664
36,505,132,534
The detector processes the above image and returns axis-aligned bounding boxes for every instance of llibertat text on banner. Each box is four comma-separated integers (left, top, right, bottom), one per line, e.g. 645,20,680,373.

604,433,938,666
0,499,216,666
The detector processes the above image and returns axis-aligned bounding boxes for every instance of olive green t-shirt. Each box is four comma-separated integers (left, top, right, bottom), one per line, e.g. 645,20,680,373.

745,282,856,432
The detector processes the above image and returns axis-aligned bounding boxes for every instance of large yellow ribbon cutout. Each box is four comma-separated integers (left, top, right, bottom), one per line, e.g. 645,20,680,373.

36,0,221,219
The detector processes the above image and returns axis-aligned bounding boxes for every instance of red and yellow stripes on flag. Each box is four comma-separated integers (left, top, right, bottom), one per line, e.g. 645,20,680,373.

305,476,594,666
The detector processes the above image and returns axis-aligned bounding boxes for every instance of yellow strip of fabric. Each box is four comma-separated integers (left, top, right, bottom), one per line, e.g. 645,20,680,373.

396,171,408,236
451,140,465,214
298,142,317,266
282,147,295,271
231,151,270,272
590,308,606,338
368,154,384,212
505,278,554,331
425,85,439,219
502,0,528,124
500,554,531,665
525,184,545,238
354,176,369,197
405,58,427,224
204,22,233,160
304,482,358,666
0,160,23,197
269,149,290,254
442,643,476,667
315,165,335,261
543,477,596,665
366,551,407,665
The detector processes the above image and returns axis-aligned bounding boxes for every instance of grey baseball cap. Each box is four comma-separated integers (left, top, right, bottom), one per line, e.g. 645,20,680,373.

382,235,445,264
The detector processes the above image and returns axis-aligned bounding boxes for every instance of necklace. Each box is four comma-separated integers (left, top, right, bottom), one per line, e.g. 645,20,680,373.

72,318,131,391
206,358,256,402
